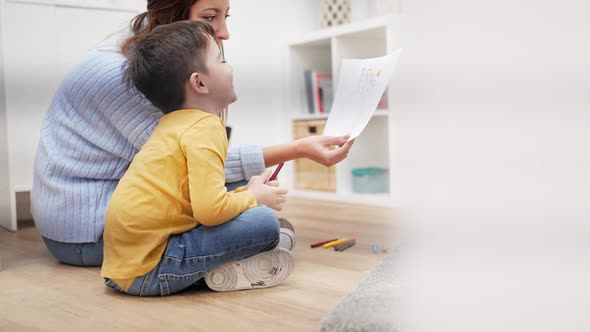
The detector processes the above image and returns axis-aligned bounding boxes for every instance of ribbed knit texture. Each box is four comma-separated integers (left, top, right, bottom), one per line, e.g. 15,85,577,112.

31,32,265,243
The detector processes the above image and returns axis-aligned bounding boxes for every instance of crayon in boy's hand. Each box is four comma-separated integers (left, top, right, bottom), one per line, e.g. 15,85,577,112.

372,241,378,254
268,162,284,182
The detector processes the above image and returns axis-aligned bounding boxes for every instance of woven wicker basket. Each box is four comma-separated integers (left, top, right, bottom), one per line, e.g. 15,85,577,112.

293,120,336,192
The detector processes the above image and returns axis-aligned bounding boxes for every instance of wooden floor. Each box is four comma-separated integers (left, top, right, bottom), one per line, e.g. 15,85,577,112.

0,198,395,332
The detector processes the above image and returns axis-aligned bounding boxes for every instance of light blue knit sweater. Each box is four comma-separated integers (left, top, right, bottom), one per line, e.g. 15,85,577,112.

31,32,265,243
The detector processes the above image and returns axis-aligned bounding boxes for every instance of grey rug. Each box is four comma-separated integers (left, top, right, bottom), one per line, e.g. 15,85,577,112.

318,254,399,332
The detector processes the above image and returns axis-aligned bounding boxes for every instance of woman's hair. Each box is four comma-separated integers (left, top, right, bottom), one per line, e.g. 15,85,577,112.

121,0,200,56
124,20,216,114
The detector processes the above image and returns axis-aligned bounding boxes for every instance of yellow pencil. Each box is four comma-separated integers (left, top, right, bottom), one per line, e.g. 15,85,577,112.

322,238,347,248
323,237,356,248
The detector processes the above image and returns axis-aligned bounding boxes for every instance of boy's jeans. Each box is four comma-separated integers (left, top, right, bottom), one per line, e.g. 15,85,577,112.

105,205,280,296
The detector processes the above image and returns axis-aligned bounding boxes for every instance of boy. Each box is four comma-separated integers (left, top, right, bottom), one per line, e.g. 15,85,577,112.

101,21,293,296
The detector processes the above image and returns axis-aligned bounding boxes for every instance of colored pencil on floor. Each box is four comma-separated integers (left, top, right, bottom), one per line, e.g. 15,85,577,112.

310,238,338,248
334,239,355,251
336,240,356,252
323,237,356,248
321,238,346,248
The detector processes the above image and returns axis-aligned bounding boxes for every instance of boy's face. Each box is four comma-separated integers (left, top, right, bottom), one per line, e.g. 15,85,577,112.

202,35,237,107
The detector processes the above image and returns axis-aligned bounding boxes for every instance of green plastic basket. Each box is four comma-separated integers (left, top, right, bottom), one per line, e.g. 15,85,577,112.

351,167,389,194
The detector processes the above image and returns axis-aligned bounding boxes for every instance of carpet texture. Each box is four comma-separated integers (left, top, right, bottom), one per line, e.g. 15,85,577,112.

318,254,398,332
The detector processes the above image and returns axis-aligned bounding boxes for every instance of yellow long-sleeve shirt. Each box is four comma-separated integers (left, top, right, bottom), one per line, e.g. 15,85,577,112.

101,109,257,284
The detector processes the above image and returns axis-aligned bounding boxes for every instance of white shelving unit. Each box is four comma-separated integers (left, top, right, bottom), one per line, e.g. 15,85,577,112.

284,15,400,207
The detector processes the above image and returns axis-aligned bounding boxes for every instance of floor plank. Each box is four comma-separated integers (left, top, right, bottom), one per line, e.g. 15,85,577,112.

0,198,395,331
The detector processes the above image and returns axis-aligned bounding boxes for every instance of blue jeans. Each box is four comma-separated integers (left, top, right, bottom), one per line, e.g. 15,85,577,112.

41,181,255,268
42,236,104,266
105,205,280,296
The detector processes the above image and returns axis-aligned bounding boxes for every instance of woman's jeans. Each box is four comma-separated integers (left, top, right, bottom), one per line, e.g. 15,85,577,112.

42,235,104,266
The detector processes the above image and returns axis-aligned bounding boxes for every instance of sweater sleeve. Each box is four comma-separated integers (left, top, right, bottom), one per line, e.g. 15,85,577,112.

225,145,266,183
180,117,258,226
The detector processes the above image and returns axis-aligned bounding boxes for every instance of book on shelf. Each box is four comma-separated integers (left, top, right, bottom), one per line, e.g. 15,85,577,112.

304,70,333,114
304,70,315,114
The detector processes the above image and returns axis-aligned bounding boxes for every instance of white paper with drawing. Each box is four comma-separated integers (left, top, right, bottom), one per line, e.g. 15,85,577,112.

323,51,401,140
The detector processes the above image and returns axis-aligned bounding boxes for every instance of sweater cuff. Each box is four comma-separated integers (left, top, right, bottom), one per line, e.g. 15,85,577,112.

225,144,266,183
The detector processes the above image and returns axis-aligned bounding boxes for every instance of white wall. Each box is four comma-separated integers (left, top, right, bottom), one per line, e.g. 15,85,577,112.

391,0,590,330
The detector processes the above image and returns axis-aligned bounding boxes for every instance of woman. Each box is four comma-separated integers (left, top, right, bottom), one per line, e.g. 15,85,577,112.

31,0,353,267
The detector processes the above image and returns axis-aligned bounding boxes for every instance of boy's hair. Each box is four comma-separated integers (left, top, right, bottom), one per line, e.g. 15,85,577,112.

124,20,217,114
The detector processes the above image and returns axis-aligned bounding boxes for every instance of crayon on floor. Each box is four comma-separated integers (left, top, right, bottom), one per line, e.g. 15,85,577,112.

337,240,355,252
334,239,352,251
335,240,356,251
310,238,338,248
324,237,356,248
322,238,348,248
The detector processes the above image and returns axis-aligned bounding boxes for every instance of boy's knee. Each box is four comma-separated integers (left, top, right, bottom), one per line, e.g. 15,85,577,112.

253,206,280,237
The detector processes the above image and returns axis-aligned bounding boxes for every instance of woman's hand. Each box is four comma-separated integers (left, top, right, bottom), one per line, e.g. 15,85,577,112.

246,169,288,211
296,135,354,167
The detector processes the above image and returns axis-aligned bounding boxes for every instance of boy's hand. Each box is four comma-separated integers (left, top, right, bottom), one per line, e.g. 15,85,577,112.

246,169,288,211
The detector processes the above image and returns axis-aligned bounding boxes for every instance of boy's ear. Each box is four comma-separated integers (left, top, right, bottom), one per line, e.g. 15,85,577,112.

188,72,209,95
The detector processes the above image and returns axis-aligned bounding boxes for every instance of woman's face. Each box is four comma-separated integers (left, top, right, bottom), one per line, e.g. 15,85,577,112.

189,0,231,44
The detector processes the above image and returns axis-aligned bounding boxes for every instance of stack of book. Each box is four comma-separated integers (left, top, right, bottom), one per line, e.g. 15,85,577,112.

304,70,333,114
